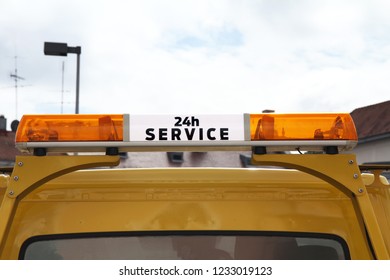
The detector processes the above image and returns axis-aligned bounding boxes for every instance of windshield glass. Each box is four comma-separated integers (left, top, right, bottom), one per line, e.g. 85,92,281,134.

22,233,348,260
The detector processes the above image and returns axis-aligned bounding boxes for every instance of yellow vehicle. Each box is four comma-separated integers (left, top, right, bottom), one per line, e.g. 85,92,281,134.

0,113,389,260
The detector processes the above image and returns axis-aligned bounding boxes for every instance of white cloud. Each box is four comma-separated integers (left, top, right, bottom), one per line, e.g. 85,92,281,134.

0,0,389,129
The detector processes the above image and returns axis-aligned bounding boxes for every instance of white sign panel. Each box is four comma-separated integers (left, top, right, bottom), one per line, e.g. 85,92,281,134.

129,115,245,142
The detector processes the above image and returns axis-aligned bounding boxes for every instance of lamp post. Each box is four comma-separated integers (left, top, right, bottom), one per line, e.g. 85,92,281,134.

44,42,81,114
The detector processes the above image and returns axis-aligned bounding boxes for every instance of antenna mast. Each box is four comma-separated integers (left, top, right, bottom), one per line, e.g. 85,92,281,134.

10,56,25,119
61,61,65,114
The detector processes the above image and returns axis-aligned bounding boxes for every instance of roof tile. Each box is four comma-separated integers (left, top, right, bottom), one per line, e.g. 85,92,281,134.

350,100,390,139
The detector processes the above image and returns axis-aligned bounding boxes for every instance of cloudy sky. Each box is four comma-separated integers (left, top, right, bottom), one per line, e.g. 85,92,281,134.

0,0,389,128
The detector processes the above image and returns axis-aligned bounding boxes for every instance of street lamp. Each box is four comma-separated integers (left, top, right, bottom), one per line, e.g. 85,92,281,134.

44,42,81,114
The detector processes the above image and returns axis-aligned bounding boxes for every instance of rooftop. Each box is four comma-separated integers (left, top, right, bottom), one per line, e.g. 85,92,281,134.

350,100,390,140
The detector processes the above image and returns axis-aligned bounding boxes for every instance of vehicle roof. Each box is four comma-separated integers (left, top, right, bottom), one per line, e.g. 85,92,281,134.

48,167,323,185
46,167,386,184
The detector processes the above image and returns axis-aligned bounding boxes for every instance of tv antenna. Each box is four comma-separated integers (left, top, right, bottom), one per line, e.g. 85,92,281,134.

61,61,66,113
9,56,26,119
45,61,71,113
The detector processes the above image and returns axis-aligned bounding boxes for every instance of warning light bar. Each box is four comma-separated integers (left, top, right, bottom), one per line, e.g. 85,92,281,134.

16,114,124,142
249,113,357,141
15,113,358,155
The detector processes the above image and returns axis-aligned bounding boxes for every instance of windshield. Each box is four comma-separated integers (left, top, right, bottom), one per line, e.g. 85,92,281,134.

21,232,348,260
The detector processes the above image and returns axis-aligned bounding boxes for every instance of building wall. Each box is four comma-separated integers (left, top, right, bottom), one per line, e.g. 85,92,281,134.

352,138,390,164
118,151,251,168
0,131,22,166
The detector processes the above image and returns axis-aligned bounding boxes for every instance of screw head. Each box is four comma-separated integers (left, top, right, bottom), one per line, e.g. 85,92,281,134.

18,161,23,167
358,188,364,193
9,191,14,196
348,160,354,164
13,176,19,181
353,174,359,179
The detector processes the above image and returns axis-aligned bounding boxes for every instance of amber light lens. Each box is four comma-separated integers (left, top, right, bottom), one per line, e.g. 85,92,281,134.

249,113,357,141
16,114,124,142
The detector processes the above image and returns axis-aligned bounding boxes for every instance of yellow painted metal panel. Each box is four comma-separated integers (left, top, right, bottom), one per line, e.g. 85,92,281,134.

2,168,373,259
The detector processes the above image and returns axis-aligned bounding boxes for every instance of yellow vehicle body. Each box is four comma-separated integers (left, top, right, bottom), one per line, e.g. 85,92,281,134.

0,153,389,260
1,113,389,260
